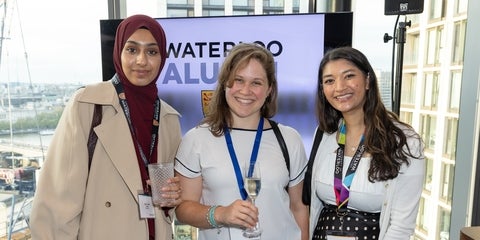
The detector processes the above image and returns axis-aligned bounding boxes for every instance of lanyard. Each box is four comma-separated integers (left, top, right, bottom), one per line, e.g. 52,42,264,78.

112,75,160,168
334,119,365,209
224,117,264,200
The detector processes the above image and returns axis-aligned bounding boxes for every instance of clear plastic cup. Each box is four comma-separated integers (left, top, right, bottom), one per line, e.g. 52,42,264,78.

147,162,174,205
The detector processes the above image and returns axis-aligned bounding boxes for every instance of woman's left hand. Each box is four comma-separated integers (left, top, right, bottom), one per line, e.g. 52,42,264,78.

159,176,182,207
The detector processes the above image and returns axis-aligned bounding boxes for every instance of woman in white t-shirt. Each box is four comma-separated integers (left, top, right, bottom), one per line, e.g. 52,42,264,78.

175,43,309,240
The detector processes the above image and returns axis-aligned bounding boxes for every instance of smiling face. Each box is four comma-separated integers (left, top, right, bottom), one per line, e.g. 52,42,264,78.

121,28,162,86
321,59,369,115
225,58,272,127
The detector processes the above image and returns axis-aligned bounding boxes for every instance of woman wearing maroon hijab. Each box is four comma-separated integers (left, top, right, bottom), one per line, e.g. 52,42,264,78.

30,14,182,240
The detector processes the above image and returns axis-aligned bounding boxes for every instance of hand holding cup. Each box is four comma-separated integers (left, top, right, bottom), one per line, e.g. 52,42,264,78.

147,162,181,207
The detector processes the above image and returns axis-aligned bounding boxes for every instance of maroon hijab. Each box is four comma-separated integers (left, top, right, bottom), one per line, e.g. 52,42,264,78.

112,15,167,239
113,14,167,164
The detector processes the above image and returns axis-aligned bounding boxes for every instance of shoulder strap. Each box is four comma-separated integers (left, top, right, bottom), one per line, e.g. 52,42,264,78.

302,127,324,205
87,104,102,171
269,120,290,175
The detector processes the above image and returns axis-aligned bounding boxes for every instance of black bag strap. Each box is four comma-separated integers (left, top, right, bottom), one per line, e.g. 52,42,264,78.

87,104,102,171
302,127,324,205
269,120,290,175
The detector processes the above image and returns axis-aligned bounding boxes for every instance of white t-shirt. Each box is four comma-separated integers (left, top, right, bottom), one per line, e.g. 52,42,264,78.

175,123,308,240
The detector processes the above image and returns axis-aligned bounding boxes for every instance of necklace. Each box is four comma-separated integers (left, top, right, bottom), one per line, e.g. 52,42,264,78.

338,119,365,153
347,145,357,153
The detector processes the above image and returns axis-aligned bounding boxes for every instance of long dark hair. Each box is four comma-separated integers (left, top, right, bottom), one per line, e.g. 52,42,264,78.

315,47,422,181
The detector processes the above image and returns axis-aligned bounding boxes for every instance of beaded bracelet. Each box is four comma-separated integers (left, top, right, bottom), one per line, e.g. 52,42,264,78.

206,205,222,228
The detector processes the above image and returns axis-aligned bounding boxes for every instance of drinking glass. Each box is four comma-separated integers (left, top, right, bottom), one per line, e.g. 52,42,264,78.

243,161,262,238
148,162,174,205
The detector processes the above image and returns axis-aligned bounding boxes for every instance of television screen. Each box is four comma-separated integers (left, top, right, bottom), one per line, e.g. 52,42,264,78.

100,13,353,150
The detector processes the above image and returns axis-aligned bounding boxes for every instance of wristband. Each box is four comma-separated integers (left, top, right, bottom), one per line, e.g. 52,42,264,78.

206,205,222,228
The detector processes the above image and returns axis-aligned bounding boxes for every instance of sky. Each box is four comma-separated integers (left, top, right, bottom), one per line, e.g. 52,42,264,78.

352,0,398,71
0,0,108,85
0,0,398,85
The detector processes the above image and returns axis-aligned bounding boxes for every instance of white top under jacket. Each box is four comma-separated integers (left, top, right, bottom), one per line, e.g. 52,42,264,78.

308,125,425,240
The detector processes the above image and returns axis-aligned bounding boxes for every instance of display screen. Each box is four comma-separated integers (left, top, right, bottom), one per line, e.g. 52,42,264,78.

100,13,353,149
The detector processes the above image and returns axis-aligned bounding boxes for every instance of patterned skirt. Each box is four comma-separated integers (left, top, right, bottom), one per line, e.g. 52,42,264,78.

312,204,380,240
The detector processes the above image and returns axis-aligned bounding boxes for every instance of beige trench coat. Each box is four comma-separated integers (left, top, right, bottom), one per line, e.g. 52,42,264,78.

30,80,182,240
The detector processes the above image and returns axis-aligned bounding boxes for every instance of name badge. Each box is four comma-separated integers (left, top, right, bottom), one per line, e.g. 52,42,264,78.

138,194,156,219
326,230,357,240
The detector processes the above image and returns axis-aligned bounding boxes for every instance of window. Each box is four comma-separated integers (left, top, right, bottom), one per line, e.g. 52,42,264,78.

0,0,108,234
167,0,195,17
417,197,429,234
420,114,437,151
437,207,451,240
405,33,420,66
440,162,454,204
292,0,300,13
263,0,284,14
233,0,254,14
399,111,413,124
454,0,468,14
429,0,446,20
422,72,440,110
4,1,472,240
448,71,462,112
204,0,224,4
203,0,225,16
264,0,284,7
202,9,225,16
425,26,444,66
443,117,458,159
424,157,434,193
233,0,252,5
377,71,392,110
167,9,192,17
401,73,416,106
452,20,466,65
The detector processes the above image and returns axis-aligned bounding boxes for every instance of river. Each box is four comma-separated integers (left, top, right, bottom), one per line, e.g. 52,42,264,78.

0,132,53,149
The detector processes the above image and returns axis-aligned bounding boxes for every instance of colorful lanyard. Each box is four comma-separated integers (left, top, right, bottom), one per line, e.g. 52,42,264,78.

224,117,264,200
112,75,160,168
334,119,365,209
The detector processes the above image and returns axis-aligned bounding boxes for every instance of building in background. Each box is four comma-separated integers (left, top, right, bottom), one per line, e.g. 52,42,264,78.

402,0,468,239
